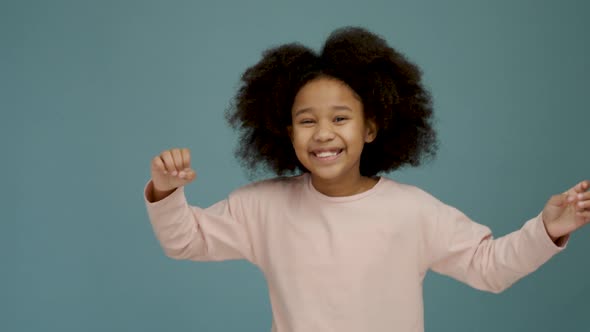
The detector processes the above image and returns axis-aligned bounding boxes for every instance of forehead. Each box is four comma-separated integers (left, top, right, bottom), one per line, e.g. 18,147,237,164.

292,77,362,114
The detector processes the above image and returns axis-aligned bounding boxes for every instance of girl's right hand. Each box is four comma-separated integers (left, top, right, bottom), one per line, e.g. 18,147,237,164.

151,148,197,193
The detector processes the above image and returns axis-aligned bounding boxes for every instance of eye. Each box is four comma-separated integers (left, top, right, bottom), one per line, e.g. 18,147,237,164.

299,119,315,125
334,116,348,123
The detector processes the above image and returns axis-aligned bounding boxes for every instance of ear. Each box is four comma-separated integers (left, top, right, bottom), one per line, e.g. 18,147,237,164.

287,125,293,142
364,119,378,143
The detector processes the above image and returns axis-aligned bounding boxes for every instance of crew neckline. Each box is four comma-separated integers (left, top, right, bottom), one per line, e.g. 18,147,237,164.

304,173,385,203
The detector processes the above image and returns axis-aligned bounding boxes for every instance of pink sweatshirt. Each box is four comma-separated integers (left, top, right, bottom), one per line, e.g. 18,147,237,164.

144,173,564,332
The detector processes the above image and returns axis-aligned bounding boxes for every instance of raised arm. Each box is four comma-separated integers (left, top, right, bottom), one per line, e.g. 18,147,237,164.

144,148,256,263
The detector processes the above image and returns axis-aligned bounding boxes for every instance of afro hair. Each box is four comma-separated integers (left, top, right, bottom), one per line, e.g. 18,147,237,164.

226,26,438,177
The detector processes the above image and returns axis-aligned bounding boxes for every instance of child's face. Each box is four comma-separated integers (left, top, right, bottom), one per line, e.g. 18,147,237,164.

289,77,377,184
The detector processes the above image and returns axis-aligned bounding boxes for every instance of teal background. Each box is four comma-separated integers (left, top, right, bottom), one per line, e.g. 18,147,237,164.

3,0,589,331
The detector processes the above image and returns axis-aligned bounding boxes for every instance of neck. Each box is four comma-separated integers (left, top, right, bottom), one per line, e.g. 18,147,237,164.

310,173,378,197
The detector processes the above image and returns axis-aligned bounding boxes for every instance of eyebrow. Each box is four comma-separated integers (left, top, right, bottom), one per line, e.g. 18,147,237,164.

293,106,352,117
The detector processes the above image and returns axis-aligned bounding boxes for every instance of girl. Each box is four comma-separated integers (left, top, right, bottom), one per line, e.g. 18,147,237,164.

144,27,589,332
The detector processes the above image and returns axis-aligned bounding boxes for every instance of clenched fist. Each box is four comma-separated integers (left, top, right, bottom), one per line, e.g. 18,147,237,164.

149,148,196,201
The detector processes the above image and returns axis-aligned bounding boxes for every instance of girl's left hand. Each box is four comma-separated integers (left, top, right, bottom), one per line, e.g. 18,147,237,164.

543,180,590,243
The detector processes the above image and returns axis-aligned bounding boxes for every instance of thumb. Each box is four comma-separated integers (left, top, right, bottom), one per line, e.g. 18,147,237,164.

182,168,197,182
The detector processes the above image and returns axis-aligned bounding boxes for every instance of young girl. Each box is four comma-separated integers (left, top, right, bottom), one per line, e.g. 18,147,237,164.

144,27,589,332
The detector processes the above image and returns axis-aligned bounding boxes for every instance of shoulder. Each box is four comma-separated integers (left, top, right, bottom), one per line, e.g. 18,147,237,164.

377,176,441,203
374,176,447,218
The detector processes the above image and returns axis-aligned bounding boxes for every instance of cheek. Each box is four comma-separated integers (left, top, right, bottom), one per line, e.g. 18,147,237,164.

291,141,309,165
290,135,305,152
291,129,307,145
344,127,366,143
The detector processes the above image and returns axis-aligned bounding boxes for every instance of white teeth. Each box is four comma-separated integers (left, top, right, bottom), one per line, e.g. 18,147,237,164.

315,151,338,158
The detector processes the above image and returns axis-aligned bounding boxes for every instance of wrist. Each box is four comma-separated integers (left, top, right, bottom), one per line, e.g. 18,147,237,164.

542,216,568,245
148,181,176,202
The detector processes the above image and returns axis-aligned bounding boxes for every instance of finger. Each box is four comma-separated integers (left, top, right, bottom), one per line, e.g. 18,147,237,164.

573,180,590,194
151,155,167,173
576,200,590,211
575,210,590,221
171,148,183,175
184,168,197,181
181,148,191,169
549,193,568,207
160,150,176,174
178,168,196,180
575,191,590,202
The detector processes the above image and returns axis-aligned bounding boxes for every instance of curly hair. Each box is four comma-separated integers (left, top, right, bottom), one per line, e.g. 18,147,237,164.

226,26,438,177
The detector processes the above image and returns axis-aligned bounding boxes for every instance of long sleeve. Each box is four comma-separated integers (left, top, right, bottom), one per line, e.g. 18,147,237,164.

426,202,566,293
143,180,256,264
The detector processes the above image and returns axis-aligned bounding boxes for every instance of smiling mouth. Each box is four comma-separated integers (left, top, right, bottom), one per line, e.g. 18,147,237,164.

311,149,343,161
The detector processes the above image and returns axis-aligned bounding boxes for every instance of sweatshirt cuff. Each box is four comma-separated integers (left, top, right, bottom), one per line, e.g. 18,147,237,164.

143,180,187,211
533,211,568,252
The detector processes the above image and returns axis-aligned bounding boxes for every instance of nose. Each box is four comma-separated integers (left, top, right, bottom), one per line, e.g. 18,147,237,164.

313,121,335,142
